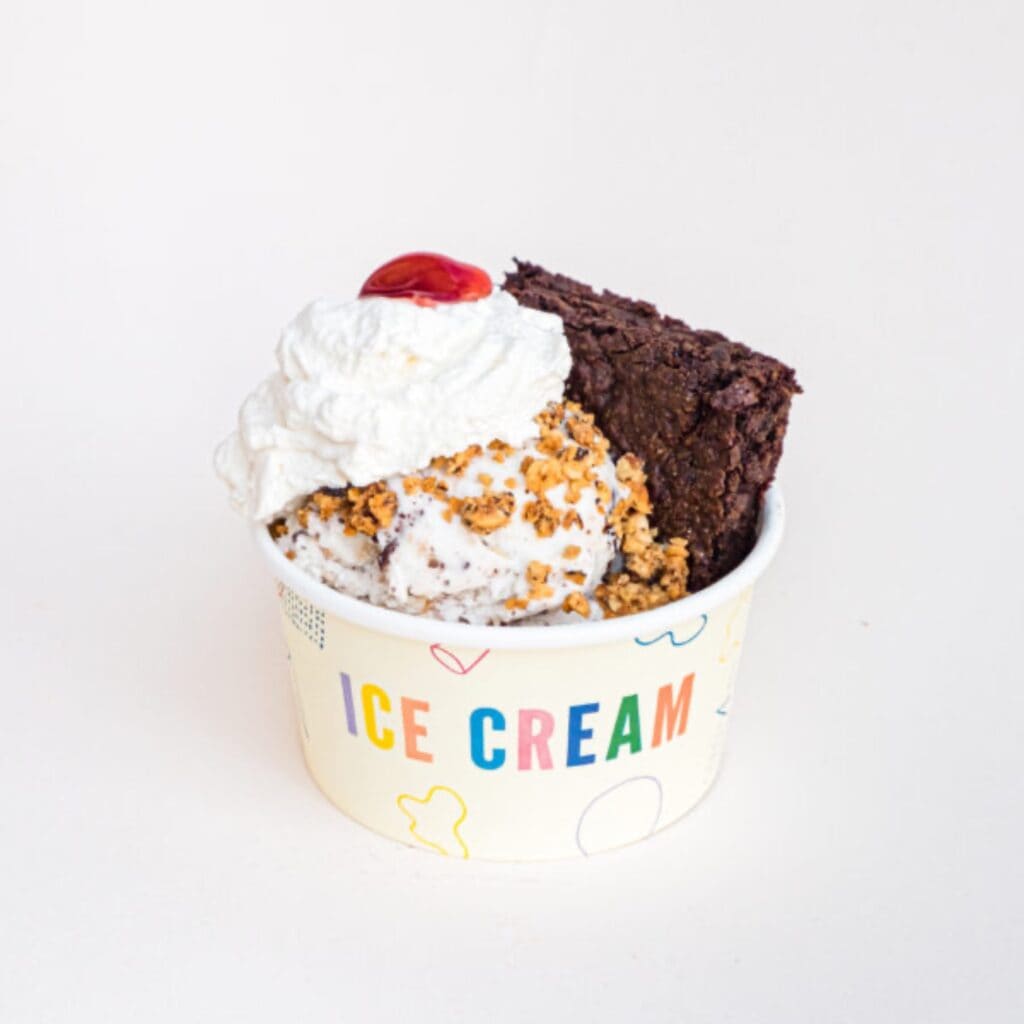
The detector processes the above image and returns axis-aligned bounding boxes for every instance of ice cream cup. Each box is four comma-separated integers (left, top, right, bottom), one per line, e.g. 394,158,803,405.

253,485,785,861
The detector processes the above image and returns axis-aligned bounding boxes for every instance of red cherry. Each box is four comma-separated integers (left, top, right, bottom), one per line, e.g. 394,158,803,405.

358,252,493,305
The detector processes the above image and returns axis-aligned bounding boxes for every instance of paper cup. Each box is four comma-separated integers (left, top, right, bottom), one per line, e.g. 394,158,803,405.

253,485,785,861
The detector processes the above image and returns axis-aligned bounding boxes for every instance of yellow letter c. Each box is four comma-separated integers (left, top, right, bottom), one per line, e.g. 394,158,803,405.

361,684,394,750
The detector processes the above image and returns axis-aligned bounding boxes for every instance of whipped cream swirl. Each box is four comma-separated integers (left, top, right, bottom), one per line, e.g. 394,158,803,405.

215,290,570,521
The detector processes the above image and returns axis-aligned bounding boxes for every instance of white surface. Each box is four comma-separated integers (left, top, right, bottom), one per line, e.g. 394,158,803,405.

1,1,1021,1021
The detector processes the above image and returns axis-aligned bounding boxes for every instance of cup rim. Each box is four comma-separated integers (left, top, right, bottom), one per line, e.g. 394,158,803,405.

253,483,785,650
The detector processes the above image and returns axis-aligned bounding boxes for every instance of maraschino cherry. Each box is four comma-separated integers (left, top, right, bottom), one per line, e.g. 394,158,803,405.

358,252,492,306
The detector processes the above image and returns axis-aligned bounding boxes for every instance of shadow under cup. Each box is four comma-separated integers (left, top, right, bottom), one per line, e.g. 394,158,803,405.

254,486,785,861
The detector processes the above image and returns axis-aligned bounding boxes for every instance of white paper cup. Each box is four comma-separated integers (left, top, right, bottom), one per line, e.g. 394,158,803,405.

254,485,785,861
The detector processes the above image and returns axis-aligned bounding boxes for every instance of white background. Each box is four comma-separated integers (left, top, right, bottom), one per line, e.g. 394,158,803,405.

2,1,1022,1021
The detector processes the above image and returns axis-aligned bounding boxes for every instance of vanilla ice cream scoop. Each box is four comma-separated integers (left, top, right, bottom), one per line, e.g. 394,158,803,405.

271,404,619,624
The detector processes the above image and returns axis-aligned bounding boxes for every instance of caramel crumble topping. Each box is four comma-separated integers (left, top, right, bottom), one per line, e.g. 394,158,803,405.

562,592,591,618
312,490,345,520
562,509,583,530
522,496,560,538
524,457,564,495
525,560,554,601
526,561,550,584
290,482,399,539
431,443,483,477
441,496,464,523
536,429,564,456
346,482,398,536
270,399,689,624
487,439,514,463
595,455,690,617
460,491,515,534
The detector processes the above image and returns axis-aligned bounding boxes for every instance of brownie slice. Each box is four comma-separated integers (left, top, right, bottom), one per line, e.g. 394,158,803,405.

504,261,800,591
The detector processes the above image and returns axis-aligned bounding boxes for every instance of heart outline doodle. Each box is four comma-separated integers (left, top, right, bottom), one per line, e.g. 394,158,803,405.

429,643,491,675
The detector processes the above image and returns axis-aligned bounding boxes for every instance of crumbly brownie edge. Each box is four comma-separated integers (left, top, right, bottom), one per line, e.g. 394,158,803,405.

503,260,800,590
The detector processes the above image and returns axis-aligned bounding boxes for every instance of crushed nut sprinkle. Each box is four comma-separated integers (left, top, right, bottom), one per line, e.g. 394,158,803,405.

290,484,398,538
615,453,645,486
625,541,665,581
522,496,560,538
536,402,565,432
588,454,691,616
562,509,583,530
596,574,660,617
537,429,565,456
404,475,449,500
273,400,687,624
609,451,654,540
487,439,515,463
566,418,597,449
526,561,551,585
621,513,656,555
441,496,464,523
565,402,610,456
431,443,483,477
312,491,345,519
525,561,554,601
562,592,591,618
524,457,565,495
561,447,590,481
345,482,398,536
460,491,515,534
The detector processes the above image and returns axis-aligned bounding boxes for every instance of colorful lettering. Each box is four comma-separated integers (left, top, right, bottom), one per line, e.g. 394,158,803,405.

339,672,358,735
401,697,433,763
517,709,555,770
469,707,506,770
361,683,394,750
652,674,694,747
567,702,600,766
606,694,642,760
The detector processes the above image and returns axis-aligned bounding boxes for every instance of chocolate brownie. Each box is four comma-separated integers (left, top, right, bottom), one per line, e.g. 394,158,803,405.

503,261,800,591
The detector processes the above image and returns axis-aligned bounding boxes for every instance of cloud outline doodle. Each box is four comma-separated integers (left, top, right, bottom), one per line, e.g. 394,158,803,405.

396,785,470,858
575,775,664,856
